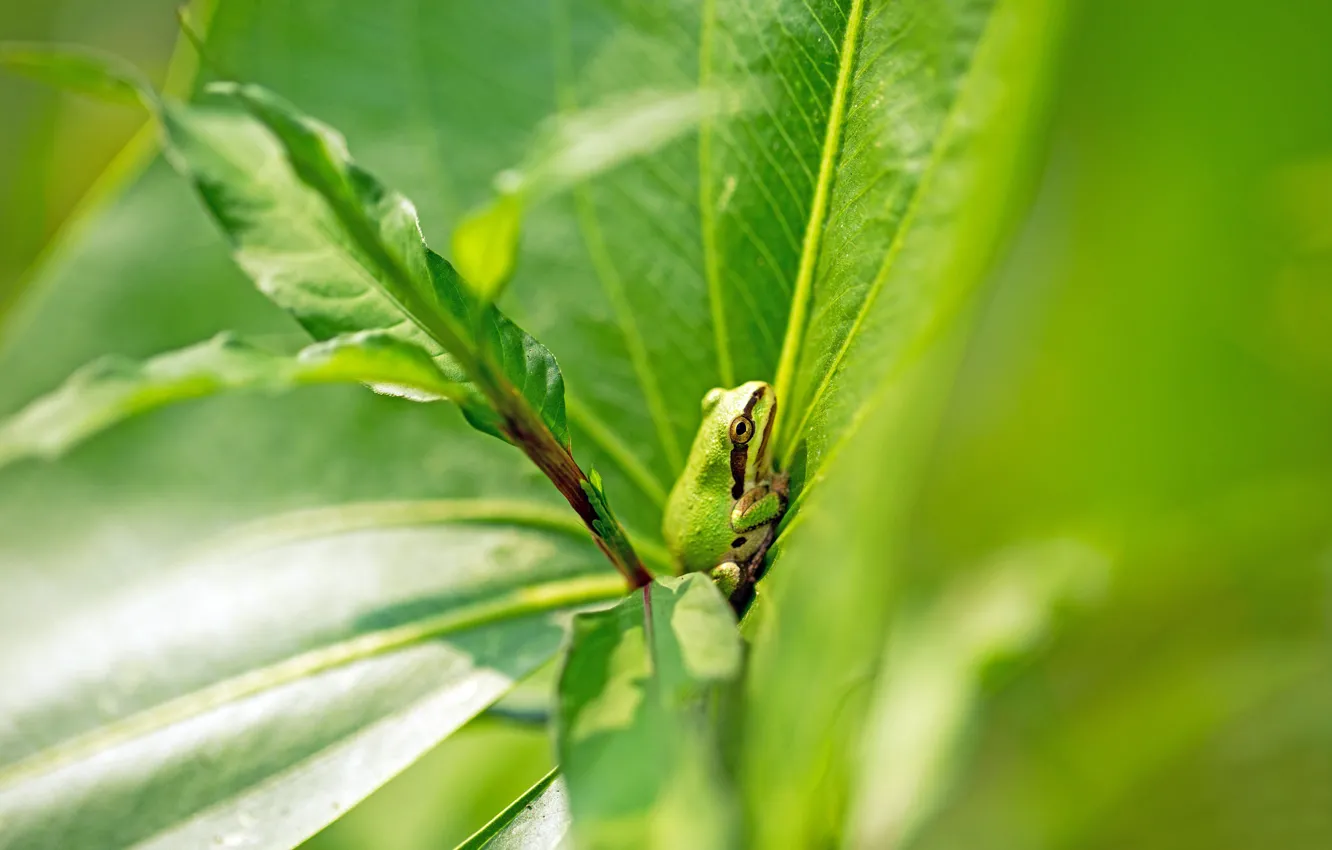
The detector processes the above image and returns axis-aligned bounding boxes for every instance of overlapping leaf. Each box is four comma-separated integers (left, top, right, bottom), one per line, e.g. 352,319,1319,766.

556,574,742,850
742,0,1071,844
0,331,464,468
154,84,568,446
458,770,571,850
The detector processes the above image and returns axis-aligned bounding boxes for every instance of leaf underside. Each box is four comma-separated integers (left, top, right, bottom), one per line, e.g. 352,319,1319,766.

0,331,463,469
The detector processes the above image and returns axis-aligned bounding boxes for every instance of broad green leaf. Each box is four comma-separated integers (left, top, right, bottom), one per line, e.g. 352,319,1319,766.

777,0,999,468
556,574,741,850
184,499,672,576
458,770,571,850
0,331,463,469
517,0,1019,503
0,519,623,850
741,0,1071,845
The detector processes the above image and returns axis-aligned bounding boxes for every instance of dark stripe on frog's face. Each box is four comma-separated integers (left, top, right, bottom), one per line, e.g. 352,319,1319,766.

729,443,747,499
729,386,764,500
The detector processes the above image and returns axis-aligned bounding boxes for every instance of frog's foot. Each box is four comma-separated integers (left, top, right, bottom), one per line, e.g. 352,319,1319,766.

732,485,787,532
710,562,742,599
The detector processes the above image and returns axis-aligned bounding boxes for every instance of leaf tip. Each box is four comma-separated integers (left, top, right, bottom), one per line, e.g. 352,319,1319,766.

452,192,525,304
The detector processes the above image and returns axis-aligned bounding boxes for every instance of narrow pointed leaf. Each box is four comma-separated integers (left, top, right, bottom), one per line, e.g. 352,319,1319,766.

458,770,571,850
0,42,151,105
154,86,566,446
218,82,571,447
557,574,741,850
452,192,525,303
0,331,463,469
506,86,751,203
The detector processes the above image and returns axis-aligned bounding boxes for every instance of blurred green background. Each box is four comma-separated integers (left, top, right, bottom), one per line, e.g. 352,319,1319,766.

2,0,1329,847
0,0,176,317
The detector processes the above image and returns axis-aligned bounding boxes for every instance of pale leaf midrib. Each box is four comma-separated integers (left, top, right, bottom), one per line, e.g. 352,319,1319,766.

772,0,868,456
700,0,734,387
778,111,956,469
776,4,1007,512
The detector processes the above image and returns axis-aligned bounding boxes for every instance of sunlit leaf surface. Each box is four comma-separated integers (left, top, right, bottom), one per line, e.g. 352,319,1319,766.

0,522,620,850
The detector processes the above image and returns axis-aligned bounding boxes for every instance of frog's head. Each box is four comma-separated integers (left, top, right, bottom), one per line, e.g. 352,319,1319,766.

702,381,777,498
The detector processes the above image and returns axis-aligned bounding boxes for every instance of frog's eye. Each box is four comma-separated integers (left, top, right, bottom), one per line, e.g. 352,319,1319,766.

729,415,754,445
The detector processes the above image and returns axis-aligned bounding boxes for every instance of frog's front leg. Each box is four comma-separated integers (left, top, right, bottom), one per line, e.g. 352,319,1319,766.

730,474,790,532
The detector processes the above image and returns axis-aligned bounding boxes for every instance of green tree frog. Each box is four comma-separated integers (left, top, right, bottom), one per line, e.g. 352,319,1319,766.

663,381,788,601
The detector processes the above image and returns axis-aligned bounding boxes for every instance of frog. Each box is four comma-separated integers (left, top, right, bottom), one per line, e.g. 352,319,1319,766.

663,381,788,605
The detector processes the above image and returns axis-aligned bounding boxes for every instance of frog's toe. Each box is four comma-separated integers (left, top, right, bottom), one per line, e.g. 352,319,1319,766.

710,562,742,598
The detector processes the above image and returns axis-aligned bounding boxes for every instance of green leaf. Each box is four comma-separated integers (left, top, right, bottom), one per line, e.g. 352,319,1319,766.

156,83,566,447
504,85,751,203
0,42,570,448
458,769,571,850
455,83,753,310
0,519,623,850
740,0,1072,844
556,574,741,850
169,82,656,585
185,498,672,576
452,192,526,303
774,0,996,465
0,331,464,469
0,42,151,106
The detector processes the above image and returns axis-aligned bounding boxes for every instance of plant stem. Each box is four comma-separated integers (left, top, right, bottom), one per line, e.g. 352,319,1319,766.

478,358,653,588
500,393,653,588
